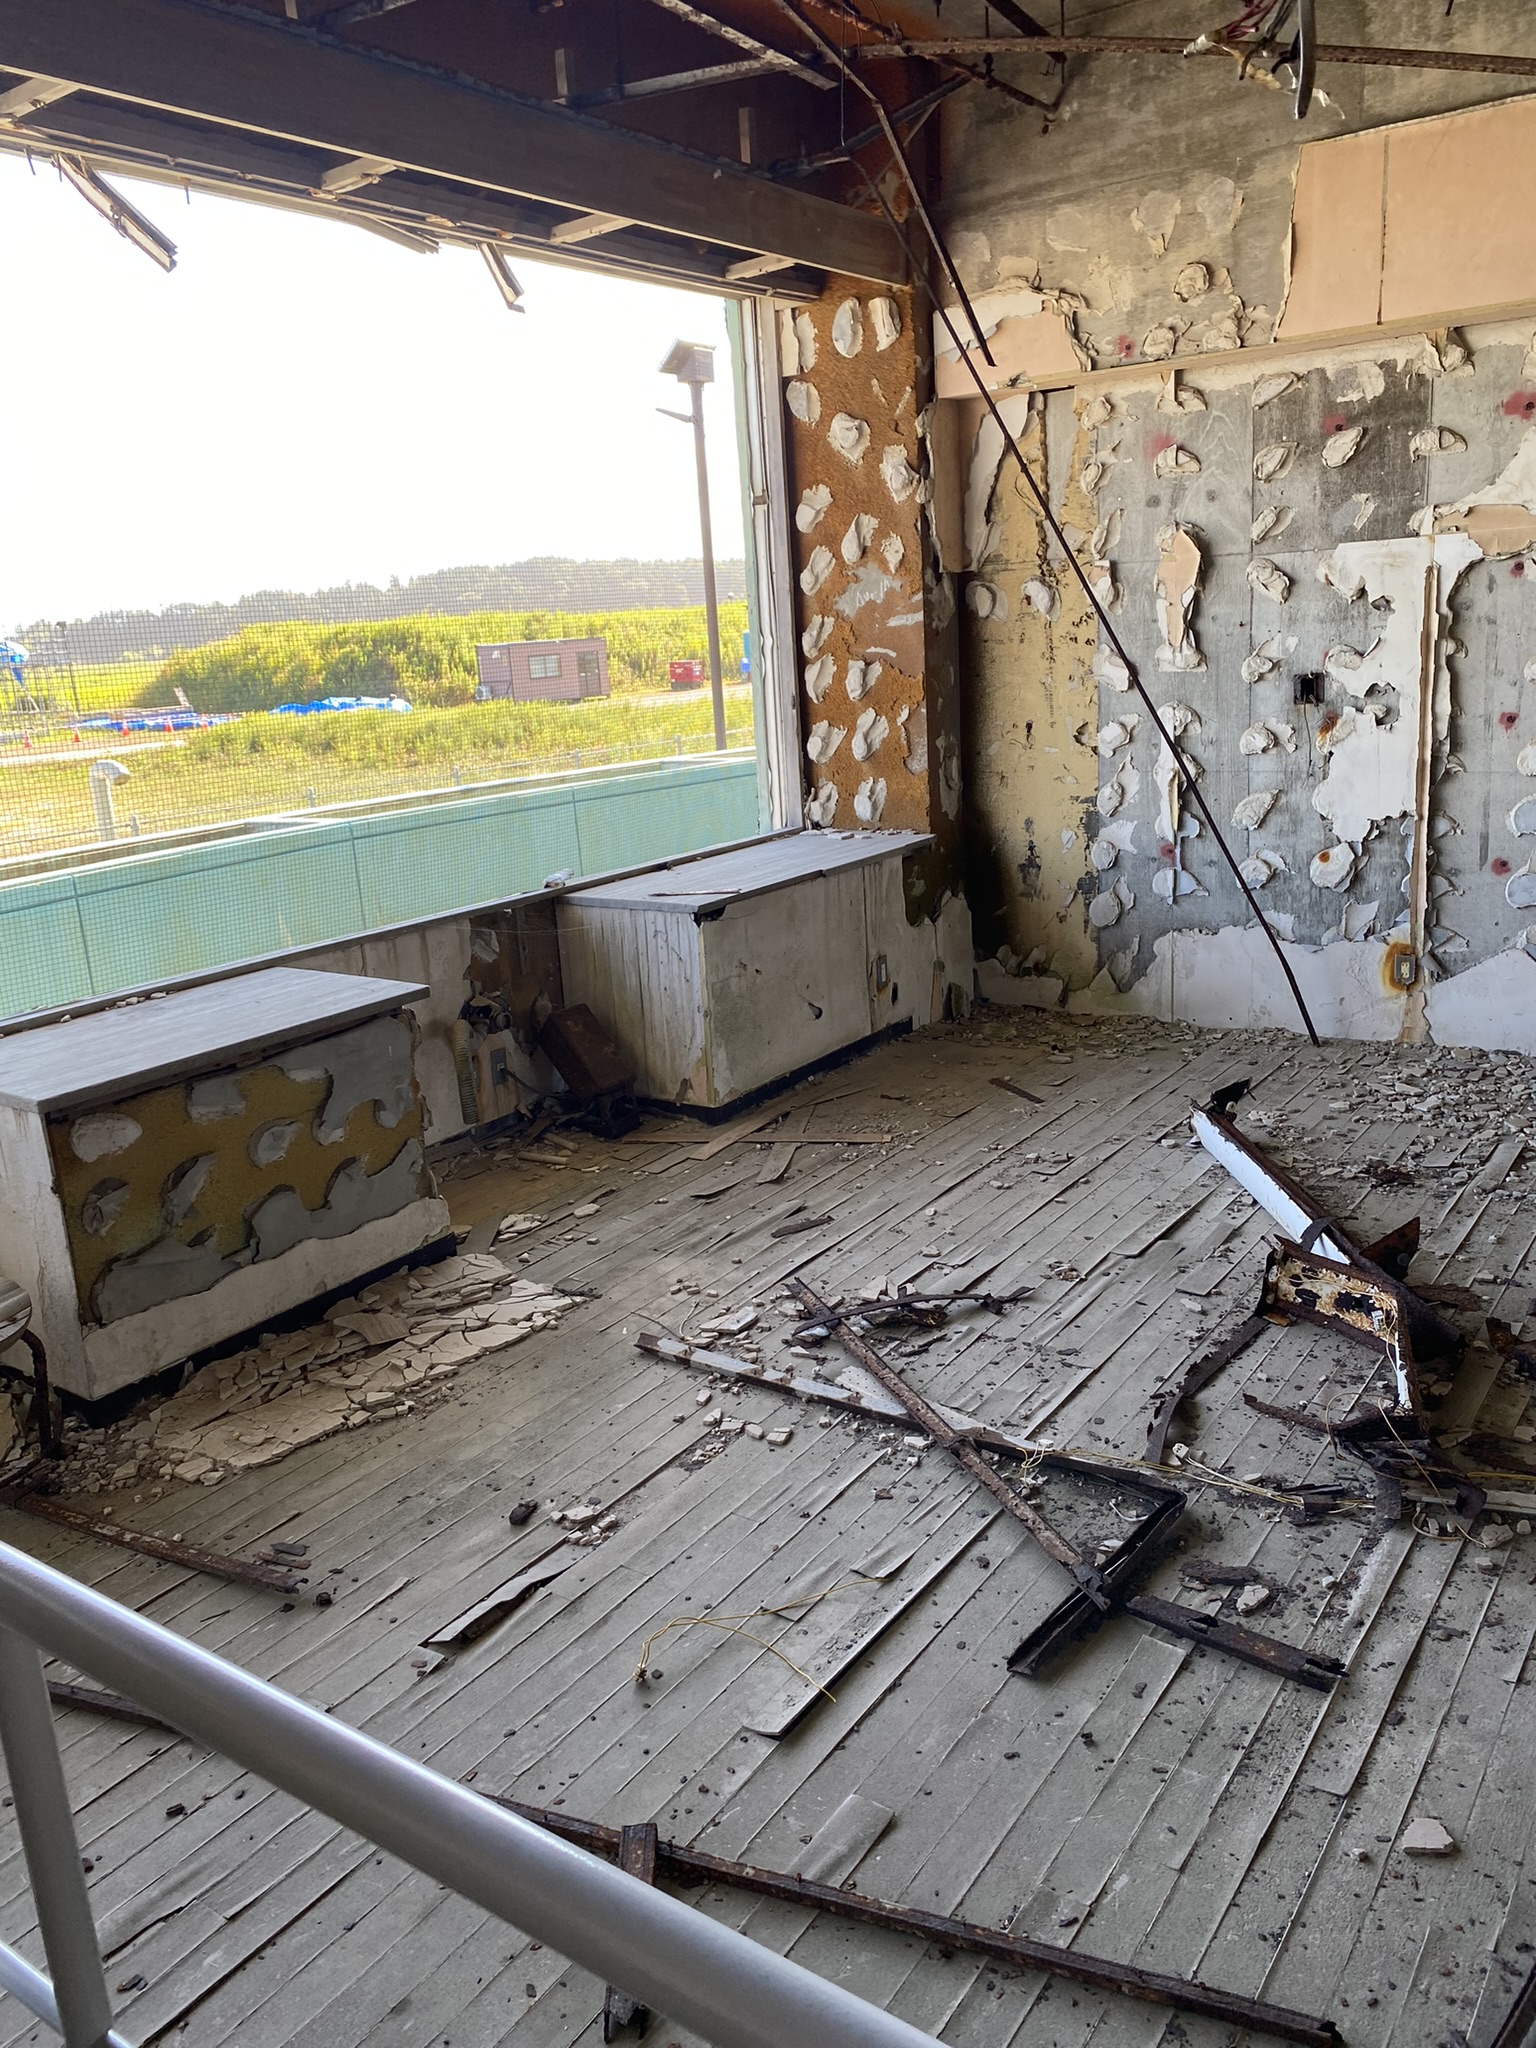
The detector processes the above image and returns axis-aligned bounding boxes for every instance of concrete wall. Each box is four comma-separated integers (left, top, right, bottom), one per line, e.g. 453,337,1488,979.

934,9,1536,1047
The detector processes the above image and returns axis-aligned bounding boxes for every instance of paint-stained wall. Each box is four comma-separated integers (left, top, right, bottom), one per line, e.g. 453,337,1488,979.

782,275,963,876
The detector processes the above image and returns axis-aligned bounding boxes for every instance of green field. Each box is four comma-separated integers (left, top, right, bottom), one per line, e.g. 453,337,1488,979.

0,606,756,861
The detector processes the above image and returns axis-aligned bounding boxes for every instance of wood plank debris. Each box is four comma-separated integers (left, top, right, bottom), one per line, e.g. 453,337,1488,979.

601,1821,659,2041
0,1490,306,1592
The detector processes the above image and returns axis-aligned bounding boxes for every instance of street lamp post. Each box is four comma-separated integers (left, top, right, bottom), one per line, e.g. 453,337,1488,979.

659,340,726,752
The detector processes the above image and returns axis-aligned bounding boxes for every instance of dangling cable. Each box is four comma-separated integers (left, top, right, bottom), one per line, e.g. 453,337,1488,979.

759,0,1322,1045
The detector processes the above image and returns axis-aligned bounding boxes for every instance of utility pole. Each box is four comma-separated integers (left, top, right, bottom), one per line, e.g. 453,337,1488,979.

659,340,726,751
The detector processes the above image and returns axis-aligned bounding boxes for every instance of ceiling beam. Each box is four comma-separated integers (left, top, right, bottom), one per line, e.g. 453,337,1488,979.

0,93,828,298
628,0,833,88
569,56,811,108
0,0,903,280
0,73,77,119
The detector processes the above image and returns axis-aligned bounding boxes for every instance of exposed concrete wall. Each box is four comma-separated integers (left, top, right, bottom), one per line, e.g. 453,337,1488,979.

938,18,1536,1046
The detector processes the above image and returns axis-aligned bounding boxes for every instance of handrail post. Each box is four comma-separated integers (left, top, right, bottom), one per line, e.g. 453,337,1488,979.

0,1630,114,2048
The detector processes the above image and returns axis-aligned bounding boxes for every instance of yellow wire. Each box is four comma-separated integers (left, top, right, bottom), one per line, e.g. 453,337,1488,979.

632,1575,881,1696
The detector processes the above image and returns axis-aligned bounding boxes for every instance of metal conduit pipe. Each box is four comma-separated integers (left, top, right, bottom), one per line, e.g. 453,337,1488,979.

0,1541,936,2048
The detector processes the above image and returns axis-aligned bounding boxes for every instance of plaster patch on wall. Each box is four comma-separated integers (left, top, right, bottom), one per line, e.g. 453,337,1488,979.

1433,424,1536,555
829,413,871,464
1232,788,1279,830
1098,761,1140,817
248,1118,302,1167
807,782,838,825
832,298,864,358
1153,444,1201,479
1097,714,1139,756
274,1014,415,1142
804,655,834,703
806,721,846,764
881,446,922,504
94,1233,250,1324
852,709,890,761
845,659,881,703
870,298,901,351
796,484,833,533
1247,558,1291,604
1130,190,1180,256
248,1141,427,1264
964,393,1032,568
80,1180,129,1237
841,512,877,564
1253,441,1296,482
802,615,834,657
1311,534,1481,843
800,545,836,596
853,777,887,824
187,1075,244,1123
1321,424,1366,468
787,381,821,426
162,1152,215,1227
70,1113,141,1163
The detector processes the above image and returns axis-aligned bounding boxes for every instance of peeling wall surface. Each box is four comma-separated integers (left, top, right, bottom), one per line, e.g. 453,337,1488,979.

782,274,963,873
938,29,1536,1048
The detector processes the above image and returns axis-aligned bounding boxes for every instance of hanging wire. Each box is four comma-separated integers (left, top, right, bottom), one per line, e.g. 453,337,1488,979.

758,0,1323,1046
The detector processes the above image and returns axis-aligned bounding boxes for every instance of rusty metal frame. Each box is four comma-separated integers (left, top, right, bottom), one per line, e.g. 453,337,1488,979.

489,1796,1343,2047
0,1490,305,1594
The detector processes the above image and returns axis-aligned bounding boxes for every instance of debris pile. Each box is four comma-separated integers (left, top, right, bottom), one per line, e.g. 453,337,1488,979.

53,1253,577,1496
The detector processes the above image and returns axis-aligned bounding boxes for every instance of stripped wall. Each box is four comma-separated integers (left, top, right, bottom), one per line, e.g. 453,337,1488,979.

936,41,1536,1049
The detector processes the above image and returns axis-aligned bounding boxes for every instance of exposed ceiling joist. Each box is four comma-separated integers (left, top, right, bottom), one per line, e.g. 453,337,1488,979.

318,149,393,191
0,73,77,119
570,55,807,108
548,209,633,243
0,0,903,281
628,0,833,88
0,94,829,298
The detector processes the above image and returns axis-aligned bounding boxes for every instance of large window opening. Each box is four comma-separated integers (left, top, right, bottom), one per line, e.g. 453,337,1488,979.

0,155,779,1018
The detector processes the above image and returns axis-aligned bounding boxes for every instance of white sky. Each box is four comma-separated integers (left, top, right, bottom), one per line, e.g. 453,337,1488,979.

0,153,747,625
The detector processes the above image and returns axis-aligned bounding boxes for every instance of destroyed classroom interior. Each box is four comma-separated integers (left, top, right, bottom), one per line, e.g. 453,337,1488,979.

10,1,1536,2046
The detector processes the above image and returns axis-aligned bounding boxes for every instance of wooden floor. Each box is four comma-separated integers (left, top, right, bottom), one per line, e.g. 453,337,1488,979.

4,1007,1536,2048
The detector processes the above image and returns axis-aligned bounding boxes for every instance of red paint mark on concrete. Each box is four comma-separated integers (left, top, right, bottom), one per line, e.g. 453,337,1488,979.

1322,412,1350,435
1492,857,1514,876
1500,711,1520,731
1504,391,1536,418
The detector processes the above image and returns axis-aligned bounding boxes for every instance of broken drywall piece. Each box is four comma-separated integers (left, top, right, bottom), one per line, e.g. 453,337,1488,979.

1093,642,1133,693
1312,534,1481,842
1248,558,1292,604
841,512,877,565
1330,359,1386,403
1402,1818,1457,1857
800,546,835,597
828,413,870,464
1509,795,1536,835
1153,444,1201,480
1322,424,1366,469
1131,189,1180,256
1239,850,1287,888
963,391,1031,569
1250,507,1293,546
1196,173,1242,235
1098,761,1140,817
805,721,847,764
1342,898,1379,940
1518,743,1536,776
879,533,904,575
1310,843,1358,889
1022,577,1058,620
870,297,901,351
796,483,833,533
1411,427,1467,460
845,658,881,703
1155,524,1204,671
803,655,834,704
1097,714,1139,756
852,708,889,761
1232,789,1280,830
1433,424,1536,556
853,776,887,824
1158,371,1207,415
787,381,821,426
793,310,817,371
832,298,864,358
1253,373,1298,409
880,445,921,504
1254,442,1297,483
1173,262,1210,302
806,782,838,826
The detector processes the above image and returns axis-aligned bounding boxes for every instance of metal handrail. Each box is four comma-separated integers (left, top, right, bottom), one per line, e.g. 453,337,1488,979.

0,1539,935,2048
